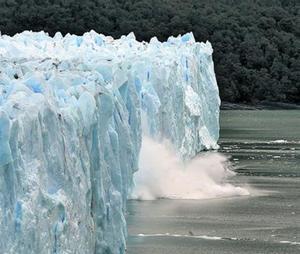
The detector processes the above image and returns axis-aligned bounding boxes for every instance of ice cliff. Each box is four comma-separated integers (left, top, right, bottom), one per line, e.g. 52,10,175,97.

0,31,220,253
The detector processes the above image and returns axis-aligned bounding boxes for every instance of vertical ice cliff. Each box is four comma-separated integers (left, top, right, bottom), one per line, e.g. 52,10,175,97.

0,31,220,253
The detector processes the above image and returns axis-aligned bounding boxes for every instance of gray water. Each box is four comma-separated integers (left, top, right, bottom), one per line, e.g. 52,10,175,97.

126,110,300,254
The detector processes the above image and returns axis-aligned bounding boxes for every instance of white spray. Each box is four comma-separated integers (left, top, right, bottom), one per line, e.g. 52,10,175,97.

131,136,249,200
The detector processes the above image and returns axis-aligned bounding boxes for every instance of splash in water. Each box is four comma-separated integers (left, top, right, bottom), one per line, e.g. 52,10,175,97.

131,136,249,200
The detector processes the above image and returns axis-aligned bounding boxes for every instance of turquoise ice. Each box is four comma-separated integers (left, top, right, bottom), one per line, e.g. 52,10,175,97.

0,31,220,253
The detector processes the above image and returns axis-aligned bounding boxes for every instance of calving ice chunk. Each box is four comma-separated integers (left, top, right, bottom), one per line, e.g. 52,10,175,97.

0,31,220,253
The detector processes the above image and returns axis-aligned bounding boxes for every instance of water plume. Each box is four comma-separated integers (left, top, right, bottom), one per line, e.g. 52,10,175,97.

131,136,249,200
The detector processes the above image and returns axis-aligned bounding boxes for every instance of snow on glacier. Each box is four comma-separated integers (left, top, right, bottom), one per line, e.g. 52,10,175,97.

0,31,220,253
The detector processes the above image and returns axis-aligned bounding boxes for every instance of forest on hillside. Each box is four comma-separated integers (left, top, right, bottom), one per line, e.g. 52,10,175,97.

0,0,299,104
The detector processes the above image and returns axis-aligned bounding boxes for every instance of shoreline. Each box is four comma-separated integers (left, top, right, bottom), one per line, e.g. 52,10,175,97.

221,101,300,110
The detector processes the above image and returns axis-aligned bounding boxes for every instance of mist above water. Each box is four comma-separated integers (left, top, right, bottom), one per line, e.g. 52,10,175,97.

131,136,249,200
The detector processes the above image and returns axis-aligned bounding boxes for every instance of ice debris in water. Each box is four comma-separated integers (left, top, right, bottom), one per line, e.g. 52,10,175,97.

0,30,220,253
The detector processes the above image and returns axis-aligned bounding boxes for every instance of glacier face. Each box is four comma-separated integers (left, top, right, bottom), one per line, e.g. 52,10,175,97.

0,31,220,253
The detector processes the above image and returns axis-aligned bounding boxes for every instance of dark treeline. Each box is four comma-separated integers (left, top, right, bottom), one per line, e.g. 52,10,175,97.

0,0,299,104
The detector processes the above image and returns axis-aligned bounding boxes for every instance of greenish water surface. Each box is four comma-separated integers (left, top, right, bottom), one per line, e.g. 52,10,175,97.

126,110,300,254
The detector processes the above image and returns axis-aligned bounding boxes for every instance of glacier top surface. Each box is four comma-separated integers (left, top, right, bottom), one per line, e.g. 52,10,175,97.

0,31,212,61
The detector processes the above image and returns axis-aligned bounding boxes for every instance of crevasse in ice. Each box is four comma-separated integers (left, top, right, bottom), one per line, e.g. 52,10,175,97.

0,31,220,253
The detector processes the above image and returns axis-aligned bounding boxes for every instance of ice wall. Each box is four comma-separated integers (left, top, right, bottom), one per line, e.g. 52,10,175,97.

0,31,220,253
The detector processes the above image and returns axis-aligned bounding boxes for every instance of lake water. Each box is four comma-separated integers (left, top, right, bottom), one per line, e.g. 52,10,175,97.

126,110,300,254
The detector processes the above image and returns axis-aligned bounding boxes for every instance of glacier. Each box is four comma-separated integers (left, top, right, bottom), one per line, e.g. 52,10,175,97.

0,31,220,253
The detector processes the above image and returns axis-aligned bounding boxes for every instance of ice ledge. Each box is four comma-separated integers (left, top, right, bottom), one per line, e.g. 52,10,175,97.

0,31,220,253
